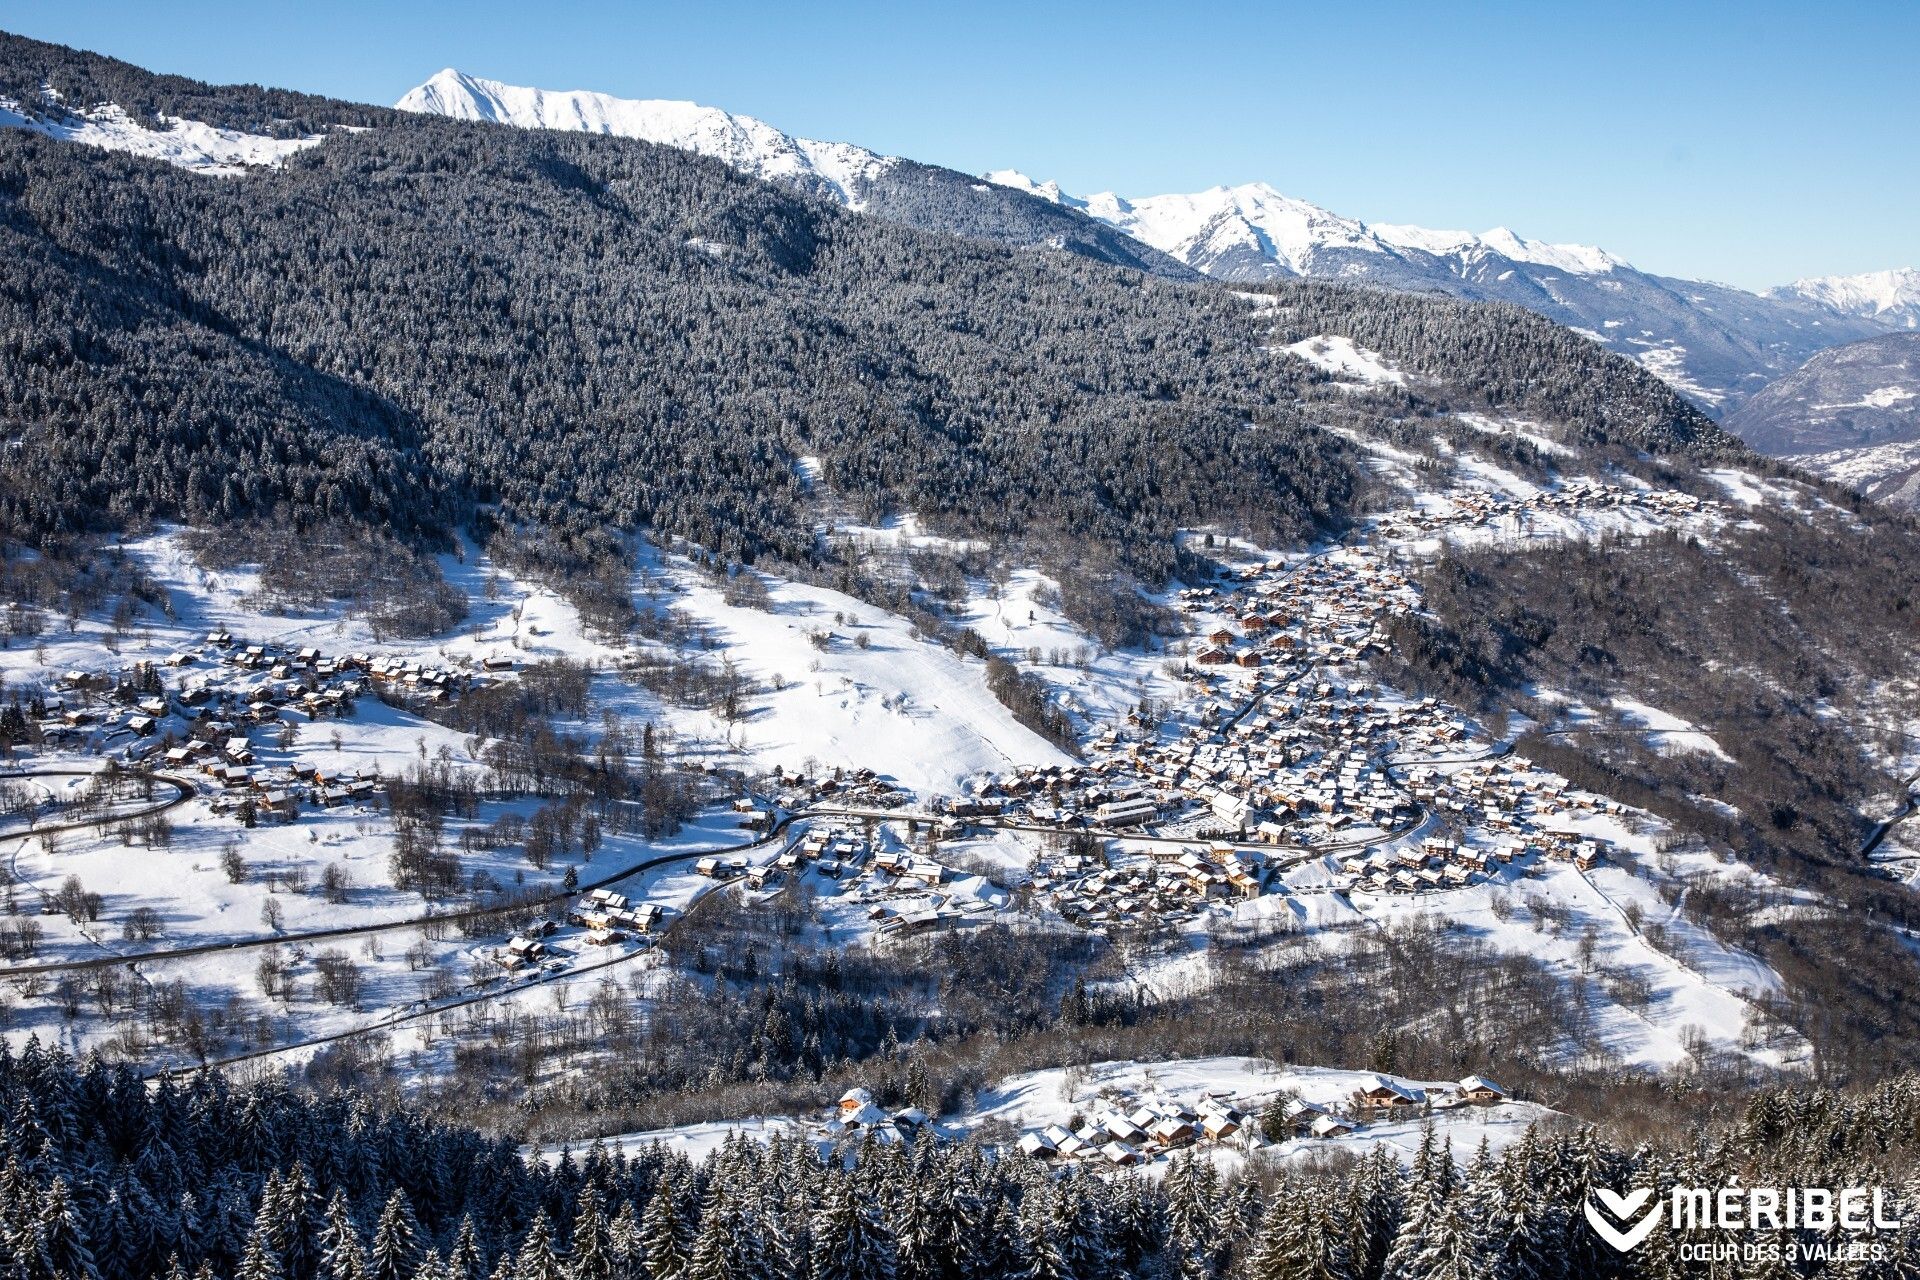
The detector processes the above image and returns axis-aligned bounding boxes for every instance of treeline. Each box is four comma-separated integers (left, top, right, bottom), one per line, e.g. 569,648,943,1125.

183,523,466,639
6,1038,1920,1279
0,30,396,134
366,883,1676,1146
0,108,1344,583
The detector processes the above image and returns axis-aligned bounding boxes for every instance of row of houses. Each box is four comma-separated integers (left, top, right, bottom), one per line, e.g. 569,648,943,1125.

1017,1090,1251,1166
566,886,666,945
1372,481,1707,542
1012,1071,1517,1170
38,632,518,769
1039,844,1269,930
821,1088,933,1145
768,764,904,812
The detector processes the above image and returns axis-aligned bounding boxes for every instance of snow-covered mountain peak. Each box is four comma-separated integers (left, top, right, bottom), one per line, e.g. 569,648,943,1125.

1773,268,1920,327
396,71,1192,277
980,175,1382,279
1474,226,1626,274
981,168,1083,208
397,69,897,207
980,171,1631,281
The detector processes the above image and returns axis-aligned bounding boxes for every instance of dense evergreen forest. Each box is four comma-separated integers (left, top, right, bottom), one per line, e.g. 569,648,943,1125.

3,1040,1920,1280
0,30,1728,608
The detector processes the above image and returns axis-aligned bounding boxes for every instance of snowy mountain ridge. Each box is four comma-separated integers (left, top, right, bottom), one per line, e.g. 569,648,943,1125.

983,170,1908,412
393,70,1189,276
1772,268,1920,327
397,68,896,208
17,51,1902,419
388,68,1911,414
987,171,1631,279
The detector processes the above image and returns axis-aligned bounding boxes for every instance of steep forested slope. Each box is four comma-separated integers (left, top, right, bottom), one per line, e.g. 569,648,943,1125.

0,33,1733,590
0,119,1347,576
0,30,388,134
1374,487,1920,1077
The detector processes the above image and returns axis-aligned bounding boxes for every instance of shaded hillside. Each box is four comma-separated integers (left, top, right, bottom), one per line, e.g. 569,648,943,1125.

1257,281,1743,457
1728,332,1920,455
396,66,1194,279
0,119,1352,579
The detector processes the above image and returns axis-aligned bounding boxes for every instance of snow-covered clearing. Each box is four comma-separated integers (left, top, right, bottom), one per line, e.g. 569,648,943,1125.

0,99,326,176
1452,412,1575,457
646,553,1070,798
1282,335,1408,387
551,1057,1560,1176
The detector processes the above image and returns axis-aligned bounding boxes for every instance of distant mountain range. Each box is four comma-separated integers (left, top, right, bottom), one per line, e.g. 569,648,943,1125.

986,172,1918,414
1725,332,1920,507
394,69,1190,279
388,70,1913,417
5,57,1908,423
1728,332,1920,455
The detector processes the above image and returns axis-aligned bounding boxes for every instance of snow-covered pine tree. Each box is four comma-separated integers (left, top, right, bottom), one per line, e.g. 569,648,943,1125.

448,1217,486,1280
1016,1184,1069,1280
1163,1152,1223,1280
92,1183,135,1280
515,1211,566,1280
1380,1131,1457,1280
606,1200,645,1280
641,1187,690,1280
250,1173,293,1280
280,1163,327,1280
889,1172,935,1280
33,1175,103,1280
236,1221,289,1280
809,1174,897,1280
320,1190,371,1280
969,1191,1022,1280
1343,1139,1406,1280
686,1185,769,1280
570,1189,616,1280
1053,1173,1114,1280
1473,1136,1557,1280
1244,1181,1350,1280
370,1191,425,1280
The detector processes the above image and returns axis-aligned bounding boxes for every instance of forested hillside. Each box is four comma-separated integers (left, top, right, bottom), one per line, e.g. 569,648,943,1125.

0,30,1732,601
0,30,389,134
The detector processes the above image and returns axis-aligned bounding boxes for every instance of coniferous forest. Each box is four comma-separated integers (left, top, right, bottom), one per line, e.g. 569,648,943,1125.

5,1041,1920,1280
0,32,1724,590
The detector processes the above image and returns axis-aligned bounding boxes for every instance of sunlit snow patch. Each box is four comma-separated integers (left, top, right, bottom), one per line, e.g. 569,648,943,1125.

1282,334,1408,387
0,98,325,176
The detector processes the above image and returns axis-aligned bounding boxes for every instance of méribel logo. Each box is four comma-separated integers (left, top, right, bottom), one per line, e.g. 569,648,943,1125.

1586,1187,1661,1253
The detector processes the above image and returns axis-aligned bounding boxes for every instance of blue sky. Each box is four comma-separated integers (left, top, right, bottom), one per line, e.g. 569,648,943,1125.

7,0,1914,289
